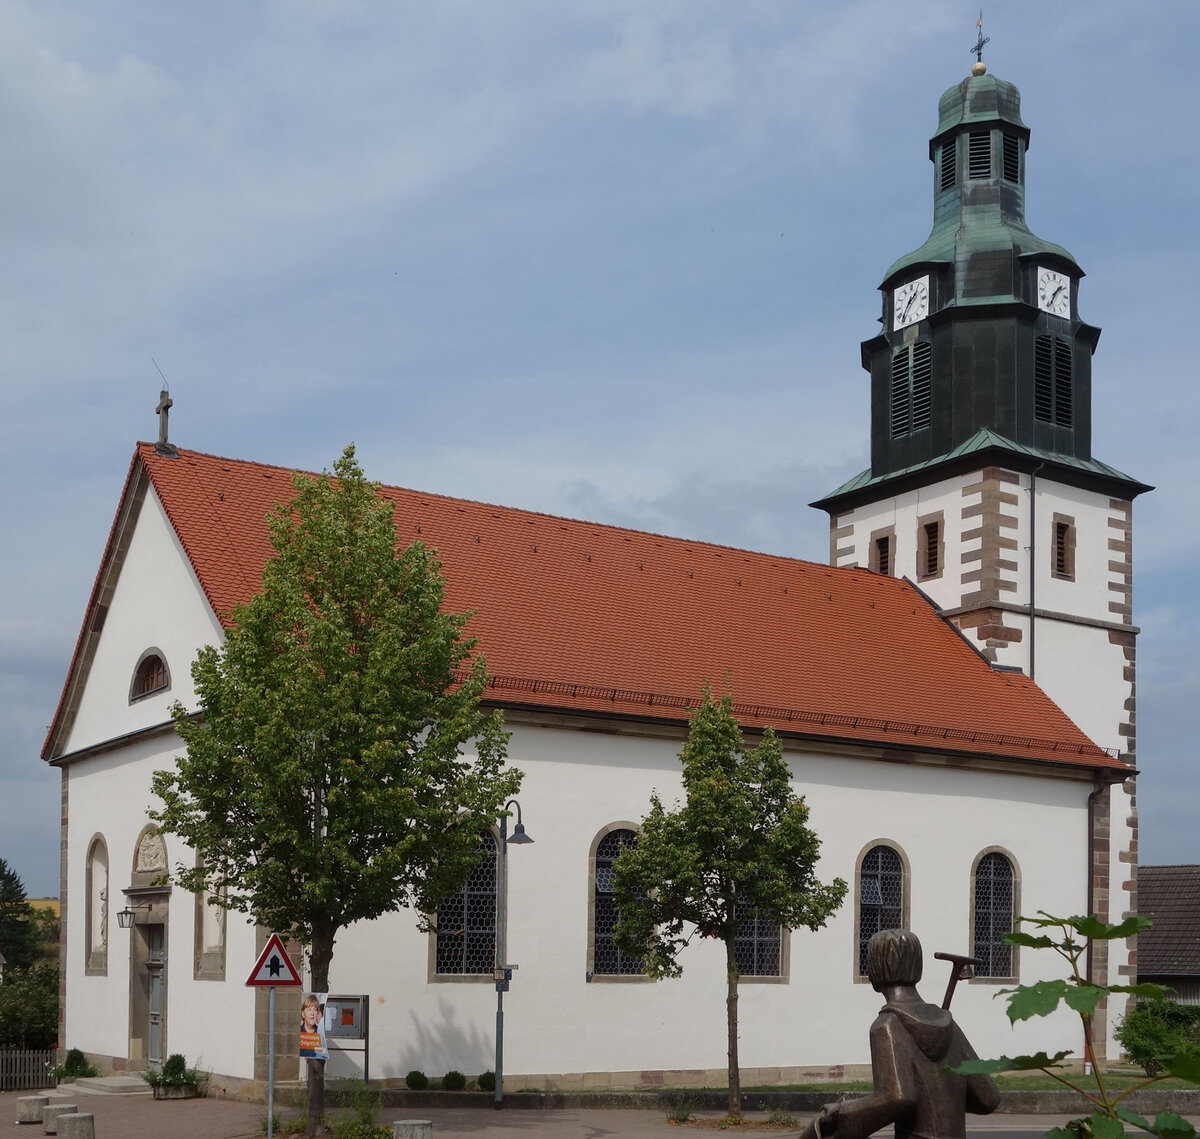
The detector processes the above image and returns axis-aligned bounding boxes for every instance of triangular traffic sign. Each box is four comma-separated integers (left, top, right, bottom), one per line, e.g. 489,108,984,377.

245,933,303,987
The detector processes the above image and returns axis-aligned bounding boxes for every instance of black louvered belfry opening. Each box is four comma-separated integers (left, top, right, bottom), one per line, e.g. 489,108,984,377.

436,833,497,974
1035,335,1074,427
891,343,932,438
593,830,645,975
1003,134,1021,183
733,895,781,977
1054,338,1073,426
858,845,903,975
910,342,932,430
973,852,1014,977
891,350,911,437
940,141,958,191
968,130,991,179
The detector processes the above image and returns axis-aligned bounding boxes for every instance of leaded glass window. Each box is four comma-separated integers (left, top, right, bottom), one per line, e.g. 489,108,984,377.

435,833,496,975
593,829,644,976
733,895,782,977
859,845,903,976
973,852,1015,977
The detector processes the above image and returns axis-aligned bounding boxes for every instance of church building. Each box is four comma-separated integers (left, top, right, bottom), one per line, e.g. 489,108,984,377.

43,59,1148,1095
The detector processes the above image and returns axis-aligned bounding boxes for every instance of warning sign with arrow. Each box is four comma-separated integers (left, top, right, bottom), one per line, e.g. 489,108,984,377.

245,933,303,988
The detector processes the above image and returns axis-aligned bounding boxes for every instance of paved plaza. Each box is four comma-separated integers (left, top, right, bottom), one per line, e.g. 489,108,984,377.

4,1085,1194,1139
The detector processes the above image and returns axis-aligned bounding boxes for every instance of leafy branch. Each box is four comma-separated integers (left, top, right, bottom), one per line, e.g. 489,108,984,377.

949,912,1199,1139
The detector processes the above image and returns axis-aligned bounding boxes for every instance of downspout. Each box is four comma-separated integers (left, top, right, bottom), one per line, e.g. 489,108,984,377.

1027,462,1046,681
1085,777,1108,1071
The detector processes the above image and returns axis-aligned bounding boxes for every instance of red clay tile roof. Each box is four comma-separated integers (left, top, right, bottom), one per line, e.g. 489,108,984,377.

1137,866,1200,977
46,443,1127,773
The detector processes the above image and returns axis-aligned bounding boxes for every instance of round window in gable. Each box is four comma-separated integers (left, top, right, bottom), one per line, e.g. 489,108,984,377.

130,650,170,702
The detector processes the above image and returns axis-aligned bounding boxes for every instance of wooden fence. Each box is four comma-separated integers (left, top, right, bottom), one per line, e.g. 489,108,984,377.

0,1047,56,1091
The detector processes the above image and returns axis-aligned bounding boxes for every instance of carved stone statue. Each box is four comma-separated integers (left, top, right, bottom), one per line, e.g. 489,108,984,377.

803,929,999,1139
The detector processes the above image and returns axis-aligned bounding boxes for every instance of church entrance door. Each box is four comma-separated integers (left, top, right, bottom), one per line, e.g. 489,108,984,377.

146,924,165,1067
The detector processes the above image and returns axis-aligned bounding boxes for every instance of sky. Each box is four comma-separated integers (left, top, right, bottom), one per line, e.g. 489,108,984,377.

1,1,1197,900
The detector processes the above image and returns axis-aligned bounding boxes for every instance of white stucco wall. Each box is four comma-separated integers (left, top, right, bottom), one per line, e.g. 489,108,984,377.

61,710,1097,1085
321,721,1093,1082
64,487,222,753
54,476,1110,1086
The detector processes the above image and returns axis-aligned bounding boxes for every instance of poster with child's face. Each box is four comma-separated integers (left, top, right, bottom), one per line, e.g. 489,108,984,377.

299,992,329,1060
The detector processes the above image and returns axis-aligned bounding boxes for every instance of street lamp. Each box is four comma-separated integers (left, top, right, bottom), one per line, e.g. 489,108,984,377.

117,899,152,928
493,798,533,1108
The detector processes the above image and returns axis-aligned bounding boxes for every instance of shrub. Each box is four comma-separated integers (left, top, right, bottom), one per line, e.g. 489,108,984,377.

143,1052,206,1090
330,1079,389,1139
1116,999,1200,1076
0,965,60,1049
441,1070,466,1090
53,1048,99,1080
404,1069,429,1090
477,1070,495,1092
666,1093,695,1123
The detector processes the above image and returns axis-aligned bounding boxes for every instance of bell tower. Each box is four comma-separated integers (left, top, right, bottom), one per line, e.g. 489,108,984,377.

812,53,1150,1057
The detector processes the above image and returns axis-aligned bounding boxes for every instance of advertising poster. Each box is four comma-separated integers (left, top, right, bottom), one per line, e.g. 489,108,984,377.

299,991,330,1060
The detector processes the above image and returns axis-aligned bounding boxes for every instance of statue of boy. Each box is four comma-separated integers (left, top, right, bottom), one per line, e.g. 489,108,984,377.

806,928,1000,1139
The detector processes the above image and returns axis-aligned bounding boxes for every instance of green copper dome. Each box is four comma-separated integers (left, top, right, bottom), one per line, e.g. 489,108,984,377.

883,70,1080,296
934,72,1027,137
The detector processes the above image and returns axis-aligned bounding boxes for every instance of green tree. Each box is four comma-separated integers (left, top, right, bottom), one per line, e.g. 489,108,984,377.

0,963,59,1048
150,446,521,1133
951,912,1198,1139
0,857,39,970
1117,999,1200,1077
612,689,847,1117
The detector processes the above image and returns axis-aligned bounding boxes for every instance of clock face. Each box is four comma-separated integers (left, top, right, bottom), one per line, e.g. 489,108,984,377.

1037,268,1071,317
893,276,930,330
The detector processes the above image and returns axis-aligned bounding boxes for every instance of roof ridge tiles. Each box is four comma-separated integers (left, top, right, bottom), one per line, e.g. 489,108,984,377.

136,441,894,579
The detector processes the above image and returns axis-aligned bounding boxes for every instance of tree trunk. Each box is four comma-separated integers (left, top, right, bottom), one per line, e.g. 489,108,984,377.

305,925,335,1138
726,939,741,1118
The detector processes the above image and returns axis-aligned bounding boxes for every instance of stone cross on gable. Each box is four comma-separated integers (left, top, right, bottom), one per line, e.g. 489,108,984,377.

155,389,178,456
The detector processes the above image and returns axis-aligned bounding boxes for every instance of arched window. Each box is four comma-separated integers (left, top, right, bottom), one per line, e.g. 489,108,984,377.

857,844,906,977
733,894,783,978
194,855,227,981
590,828,645,978
130,650,170,702
972,851,1017,978
85,836,109,975
435,833,497,976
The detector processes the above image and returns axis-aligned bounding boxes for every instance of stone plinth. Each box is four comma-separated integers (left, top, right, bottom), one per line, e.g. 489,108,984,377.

16,1096,48,1123
56,1116,95,1139
41,1104,77,1134
393,1122,433,1139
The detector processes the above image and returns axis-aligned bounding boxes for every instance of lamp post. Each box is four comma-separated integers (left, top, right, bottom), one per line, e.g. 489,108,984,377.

493,798,533,1108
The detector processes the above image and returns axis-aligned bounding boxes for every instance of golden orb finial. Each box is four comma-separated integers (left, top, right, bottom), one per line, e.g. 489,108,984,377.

972,60,987,76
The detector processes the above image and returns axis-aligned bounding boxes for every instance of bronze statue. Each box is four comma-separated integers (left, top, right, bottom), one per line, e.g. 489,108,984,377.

803,929,999,1139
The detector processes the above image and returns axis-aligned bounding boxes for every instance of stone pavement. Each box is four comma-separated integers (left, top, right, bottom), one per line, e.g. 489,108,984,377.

4,1087,1195,1139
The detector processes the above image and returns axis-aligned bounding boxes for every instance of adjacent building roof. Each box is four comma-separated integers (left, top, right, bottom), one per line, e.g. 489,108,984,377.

1137,866,1200,977
44,443,1127,774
